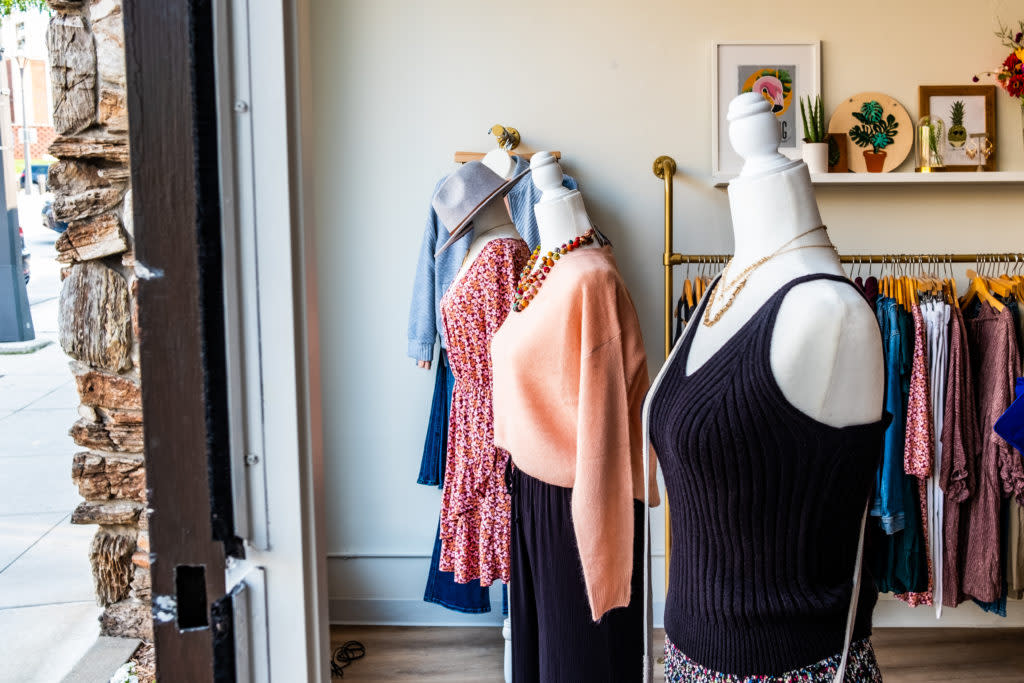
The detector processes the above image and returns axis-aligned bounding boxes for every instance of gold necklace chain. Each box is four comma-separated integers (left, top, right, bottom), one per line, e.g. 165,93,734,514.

703,226,834,327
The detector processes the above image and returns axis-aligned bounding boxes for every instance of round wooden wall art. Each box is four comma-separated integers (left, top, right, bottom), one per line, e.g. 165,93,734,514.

827,92,913,173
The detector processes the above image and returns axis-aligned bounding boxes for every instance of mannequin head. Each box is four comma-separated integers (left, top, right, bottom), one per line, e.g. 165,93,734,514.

530,151,572,202
482,147,515,179
727,92,800,177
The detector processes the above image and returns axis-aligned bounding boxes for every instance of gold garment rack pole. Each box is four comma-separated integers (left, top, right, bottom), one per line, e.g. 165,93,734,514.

652,153,1022,586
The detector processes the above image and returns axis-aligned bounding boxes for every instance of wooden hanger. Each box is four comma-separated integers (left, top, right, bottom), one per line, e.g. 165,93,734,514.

960,269,1005,312
454,150,562,163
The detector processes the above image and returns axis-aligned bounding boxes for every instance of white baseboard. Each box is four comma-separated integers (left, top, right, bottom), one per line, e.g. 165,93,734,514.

330,598,668,629
873,595,1024,626
331,596,1024,629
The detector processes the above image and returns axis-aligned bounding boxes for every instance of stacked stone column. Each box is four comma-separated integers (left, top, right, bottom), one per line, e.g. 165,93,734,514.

48,0,150,639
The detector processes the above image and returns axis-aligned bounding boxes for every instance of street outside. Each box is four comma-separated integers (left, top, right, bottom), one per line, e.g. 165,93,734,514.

0,189,101,682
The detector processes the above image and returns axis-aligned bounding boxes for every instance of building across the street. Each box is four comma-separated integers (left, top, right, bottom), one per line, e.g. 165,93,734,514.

0,9,55,164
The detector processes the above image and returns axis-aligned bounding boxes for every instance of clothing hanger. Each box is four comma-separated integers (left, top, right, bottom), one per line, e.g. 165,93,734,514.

695,257,706,300
985,254,1014,296
1012,255,1024,302
960,258,1005,312
882,255,891,300
946,254,958,305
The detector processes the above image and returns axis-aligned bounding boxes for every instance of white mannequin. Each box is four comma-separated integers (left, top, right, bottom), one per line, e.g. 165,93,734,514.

451,201,521,286
685,92,883,426
530,151,595,253
482,146,516,180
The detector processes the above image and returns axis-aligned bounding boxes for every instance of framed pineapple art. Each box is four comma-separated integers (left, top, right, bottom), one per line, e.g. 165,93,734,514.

919,85,997,171
711,41,821,181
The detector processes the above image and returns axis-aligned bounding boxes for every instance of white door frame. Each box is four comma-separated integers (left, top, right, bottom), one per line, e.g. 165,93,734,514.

213,0,328,679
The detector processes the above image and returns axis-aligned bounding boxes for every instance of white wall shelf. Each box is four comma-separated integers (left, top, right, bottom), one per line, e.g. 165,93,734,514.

712,171,1024,187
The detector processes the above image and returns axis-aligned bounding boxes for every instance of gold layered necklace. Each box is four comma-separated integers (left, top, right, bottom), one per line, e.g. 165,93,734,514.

703,226,836,327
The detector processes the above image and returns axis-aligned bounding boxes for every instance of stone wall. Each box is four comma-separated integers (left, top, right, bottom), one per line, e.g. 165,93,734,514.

48,0,150,640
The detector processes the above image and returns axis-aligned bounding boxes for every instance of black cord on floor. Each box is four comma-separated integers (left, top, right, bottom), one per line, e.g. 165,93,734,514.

331,640,366,678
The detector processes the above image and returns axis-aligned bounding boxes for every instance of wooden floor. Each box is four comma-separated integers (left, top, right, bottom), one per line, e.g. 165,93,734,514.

330,626,1024,682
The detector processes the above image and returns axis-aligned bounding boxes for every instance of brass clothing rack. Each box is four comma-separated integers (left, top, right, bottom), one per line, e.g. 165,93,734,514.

651,153,1023,581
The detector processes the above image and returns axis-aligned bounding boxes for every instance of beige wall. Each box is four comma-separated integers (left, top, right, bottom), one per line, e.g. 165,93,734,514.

313,0,1024,626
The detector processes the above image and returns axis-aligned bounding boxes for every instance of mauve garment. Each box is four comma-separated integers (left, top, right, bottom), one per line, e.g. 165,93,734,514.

961,302,1024,603
940,304,980,608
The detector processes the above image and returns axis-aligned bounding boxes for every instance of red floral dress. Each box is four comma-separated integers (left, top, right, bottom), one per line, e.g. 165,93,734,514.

438,237,528,586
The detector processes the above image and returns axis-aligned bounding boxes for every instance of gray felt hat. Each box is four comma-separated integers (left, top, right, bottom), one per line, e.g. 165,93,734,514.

433,160,531,256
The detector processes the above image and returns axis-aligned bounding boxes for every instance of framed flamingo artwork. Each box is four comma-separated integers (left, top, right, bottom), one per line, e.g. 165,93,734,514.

711,41,821,182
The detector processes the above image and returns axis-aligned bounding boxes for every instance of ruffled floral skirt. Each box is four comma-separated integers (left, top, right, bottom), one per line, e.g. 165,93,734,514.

664,637,883,683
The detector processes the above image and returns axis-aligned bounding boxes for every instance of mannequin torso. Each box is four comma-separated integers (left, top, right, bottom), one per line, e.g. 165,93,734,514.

530,151,597,255
684,93,883,427
451,200,521,287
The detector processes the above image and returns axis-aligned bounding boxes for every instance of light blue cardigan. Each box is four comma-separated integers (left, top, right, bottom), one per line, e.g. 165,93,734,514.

406,156,577,362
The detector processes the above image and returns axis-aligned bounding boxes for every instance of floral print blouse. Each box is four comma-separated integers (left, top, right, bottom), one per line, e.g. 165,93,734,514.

438,237,529,586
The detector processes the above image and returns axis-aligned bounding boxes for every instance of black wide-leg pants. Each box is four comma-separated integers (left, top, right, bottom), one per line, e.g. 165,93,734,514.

510,468,644,683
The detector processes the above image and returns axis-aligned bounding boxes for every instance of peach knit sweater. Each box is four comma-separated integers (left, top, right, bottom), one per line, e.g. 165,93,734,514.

491,245,659,620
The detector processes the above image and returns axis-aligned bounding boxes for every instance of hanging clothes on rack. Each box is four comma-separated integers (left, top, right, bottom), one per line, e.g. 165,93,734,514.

871,290,929,596
894,300,936,607
921,296,952,614
940,301,980,608
960,297,1024,606
671,266,723,346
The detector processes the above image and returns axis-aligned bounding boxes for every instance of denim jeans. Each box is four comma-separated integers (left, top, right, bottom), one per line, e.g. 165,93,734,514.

417,350,454,488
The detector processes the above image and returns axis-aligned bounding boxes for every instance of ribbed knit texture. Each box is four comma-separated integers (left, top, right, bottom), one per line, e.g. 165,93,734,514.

649,274,888,676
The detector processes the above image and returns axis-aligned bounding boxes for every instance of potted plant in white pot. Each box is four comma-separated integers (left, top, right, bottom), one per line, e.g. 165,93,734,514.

849,100,899,172
800,94,828,174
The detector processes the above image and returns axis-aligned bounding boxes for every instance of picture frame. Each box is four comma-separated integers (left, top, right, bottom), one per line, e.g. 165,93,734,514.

918,85,997,171
827,132,848,173
711,41,821,182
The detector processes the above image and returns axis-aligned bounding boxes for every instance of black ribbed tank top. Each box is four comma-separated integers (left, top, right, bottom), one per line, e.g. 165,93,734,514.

649,273,889,676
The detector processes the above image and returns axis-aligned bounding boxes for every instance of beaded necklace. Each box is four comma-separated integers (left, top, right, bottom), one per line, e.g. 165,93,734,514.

512,228,597,312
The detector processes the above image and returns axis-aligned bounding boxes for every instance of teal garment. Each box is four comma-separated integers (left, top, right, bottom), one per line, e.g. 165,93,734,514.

870,473,929,594
869,300,929,595
871,298,906,533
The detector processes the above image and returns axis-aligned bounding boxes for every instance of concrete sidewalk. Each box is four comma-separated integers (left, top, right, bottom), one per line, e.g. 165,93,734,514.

0,201,104,683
